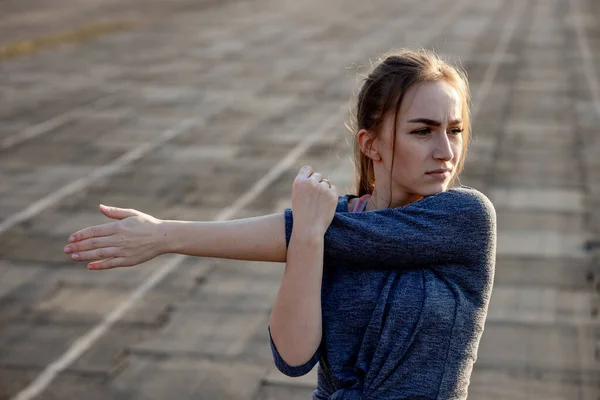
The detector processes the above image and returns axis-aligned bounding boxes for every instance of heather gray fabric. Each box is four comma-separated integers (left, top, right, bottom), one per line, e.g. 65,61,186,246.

269,186,497,400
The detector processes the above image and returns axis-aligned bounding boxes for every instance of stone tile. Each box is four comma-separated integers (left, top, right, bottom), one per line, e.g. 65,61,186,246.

2,165,97,198
56,191,172,218
37,258,161,288
0,91,101,126
36,371,129,400
146,257,215,293
497,230,588,258
130,306,270,358
513,79,570,93
1,141,123,169
164,145,239,161
493,257,592,290
0,367,41,400
469,365,599,400
0,262,56,324
0,261,49,298
477,321,599,373
495,209,585,233
69,325,158,373
110,356,265,400
0,229,85,263
92,127,173,150
42,211,118,237
31,113,130,145
0,322,90,367
495,158,580,175
0,263,65,314
495,145,577,161
491,171,583,189
185,268,280,312
487,286,598,326
0,258,202,325
24,283,174,326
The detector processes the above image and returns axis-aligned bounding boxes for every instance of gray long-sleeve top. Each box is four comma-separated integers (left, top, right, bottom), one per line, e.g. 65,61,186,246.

269,186,497,400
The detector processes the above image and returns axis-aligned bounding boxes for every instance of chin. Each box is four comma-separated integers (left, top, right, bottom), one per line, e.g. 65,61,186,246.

419,182,449,196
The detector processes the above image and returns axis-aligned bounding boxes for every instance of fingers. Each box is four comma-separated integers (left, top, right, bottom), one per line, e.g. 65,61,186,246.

68,246,122,262
309,172,323,184
68,221,120,243
295,166,334,190
309,173,334,190
88,257,127,271
99,204,138,220
297,165,314,179
318,178,332,188
64,235,116,254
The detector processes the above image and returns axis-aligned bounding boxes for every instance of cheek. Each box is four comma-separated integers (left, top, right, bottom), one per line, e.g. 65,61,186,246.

452,139,463,161
392,143,424,173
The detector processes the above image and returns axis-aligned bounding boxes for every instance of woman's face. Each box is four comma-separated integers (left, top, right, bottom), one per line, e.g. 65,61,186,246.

369,80,464,205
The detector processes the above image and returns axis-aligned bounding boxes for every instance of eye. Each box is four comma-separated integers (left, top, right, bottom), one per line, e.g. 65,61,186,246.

412,128,431,136
449,128,464,135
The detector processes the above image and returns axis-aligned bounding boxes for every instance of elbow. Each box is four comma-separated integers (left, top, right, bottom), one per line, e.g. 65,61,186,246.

278,351,317,370
268,326,320,377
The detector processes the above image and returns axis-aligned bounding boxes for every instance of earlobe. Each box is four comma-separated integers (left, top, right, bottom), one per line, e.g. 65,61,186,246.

370,148,381,161
358,129,381,161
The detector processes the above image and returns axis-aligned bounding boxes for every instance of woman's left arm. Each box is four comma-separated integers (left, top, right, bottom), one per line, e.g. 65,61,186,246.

284,188,496,270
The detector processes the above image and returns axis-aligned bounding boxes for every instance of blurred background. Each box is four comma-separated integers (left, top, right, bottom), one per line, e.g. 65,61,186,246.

1,0,599,398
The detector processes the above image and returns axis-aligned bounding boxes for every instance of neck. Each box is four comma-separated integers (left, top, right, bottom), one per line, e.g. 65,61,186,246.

365,188,422,211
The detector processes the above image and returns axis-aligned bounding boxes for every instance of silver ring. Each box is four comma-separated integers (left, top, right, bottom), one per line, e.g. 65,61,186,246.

319,178,332,188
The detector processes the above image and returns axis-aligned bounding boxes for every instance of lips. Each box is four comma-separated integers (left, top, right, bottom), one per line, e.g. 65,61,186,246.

425,169,452,180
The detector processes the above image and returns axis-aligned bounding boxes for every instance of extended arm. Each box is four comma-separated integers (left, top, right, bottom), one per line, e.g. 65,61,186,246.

163,213,287,262
64,205,287,269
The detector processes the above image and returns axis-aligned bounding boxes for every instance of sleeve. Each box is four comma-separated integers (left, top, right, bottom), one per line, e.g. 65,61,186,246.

283,188,496,269
268,326,321,377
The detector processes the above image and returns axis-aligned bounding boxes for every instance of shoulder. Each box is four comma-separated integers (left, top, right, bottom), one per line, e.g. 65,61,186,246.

434,186,494,212
417,186,496,230
419,185,493,211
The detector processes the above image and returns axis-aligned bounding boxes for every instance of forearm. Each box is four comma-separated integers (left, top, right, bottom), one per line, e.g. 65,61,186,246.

160,213,287,262
269,230,323,366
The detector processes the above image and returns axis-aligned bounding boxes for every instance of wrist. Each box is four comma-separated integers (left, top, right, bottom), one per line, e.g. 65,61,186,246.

157,220,178,254
290,226,326,243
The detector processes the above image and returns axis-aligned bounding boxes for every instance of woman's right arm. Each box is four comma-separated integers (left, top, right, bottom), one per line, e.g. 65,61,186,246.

64,206,288,269
163,214,287,262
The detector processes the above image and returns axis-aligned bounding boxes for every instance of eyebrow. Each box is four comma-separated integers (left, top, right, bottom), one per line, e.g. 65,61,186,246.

407,118,463,126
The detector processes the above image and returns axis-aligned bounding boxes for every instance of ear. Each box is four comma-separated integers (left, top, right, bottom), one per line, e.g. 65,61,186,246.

357,129,381,161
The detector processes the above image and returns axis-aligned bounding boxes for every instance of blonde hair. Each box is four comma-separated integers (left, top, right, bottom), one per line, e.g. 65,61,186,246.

347,48,471,198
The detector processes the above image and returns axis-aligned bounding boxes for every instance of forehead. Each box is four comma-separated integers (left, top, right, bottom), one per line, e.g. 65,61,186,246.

399,80,462,121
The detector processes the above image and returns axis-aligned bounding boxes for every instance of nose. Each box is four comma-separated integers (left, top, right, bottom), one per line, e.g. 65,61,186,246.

433,130,454,161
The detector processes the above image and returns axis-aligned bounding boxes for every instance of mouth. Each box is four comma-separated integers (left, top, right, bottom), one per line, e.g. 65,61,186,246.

425,169,452,179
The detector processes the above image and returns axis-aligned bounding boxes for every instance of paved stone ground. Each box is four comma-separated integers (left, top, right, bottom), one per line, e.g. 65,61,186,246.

0,0,599,399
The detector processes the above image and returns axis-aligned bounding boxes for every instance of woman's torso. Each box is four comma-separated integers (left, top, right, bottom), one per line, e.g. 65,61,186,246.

312,194,488,400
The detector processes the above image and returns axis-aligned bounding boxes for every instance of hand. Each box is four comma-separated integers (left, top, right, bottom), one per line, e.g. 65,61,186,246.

63,205,165,270
291,166,338,236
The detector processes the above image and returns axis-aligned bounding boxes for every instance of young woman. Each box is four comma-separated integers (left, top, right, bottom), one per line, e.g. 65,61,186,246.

63,49,496,400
